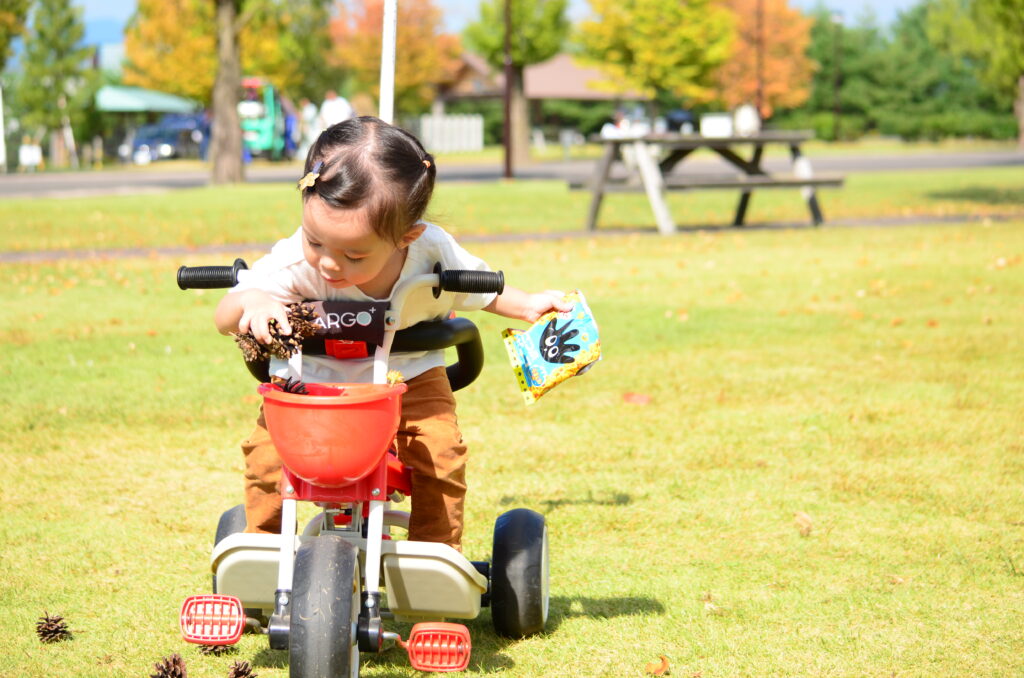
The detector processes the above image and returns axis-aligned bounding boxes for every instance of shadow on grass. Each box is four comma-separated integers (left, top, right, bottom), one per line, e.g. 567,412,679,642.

546,594,666,632
250,594,664,674
928,186,1024,205
500,490,633,513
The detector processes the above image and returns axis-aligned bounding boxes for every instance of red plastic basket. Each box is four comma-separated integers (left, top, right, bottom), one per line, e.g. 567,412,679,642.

180,595,245,645
401,622,472,672
258,382,407,487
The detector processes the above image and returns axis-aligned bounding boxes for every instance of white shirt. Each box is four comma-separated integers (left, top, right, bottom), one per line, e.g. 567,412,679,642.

318,96,354,128
232,222,497,383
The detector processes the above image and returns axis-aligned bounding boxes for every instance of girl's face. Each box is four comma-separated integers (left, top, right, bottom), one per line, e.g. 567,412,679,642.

301,197,423,296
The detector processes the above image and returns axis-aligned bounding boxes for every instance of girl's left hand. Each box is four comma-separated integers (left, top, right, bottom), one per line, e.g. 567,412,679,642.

521,290,573,323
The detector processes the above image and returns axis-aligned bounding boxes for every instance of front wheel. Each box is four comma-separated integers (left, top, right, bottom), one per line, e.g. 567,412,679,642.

491,508,549,638
290,534,361,678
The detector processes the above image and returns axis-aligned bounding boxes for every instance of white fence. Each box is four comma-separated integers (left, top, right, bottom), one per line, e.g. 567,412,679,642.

410,114,484,153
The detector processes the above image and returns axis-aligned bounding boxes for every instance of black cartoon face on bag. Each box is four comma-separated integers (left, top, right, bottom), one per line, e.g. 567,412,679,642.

539,318,580,364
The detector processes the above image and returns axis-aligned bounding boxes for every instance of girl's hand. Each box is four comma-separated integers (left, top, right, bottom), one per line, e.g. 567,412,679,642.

520,290,573,323
237,290,291,344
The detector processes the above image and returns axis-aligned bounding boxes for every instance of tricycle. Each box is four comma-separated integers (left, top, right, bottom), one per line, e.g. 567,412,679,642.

175,260,549,675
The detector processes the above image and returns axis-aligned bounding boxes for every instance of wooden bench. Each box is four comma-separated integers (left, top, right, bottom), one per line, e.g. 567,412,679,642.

576,132,845,232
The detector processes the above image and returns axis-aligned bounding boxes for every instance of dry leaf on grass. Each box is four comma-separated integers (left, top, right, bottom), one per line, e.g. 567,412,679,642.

623,392,652,405
645,655,671,675
794,511,813,537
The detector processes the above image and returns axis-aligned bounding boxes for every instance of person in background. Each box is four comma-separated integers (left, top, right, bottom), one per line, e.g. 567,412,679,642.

317,90,354,130
298,98,319,160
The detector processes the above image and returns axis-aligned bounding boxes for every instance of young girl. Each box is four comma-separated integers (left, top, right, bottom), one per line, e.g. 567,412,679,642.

215,116,570,550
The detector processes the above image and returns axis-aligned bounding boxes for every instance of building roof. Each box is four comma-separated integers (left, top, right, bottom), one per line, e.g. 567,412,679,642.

440,52,645,102
525,53,643,101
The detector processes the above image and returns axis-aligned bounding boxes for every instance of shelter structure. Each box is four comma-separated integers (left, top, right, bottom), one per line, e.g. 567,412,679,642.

95,85,200,114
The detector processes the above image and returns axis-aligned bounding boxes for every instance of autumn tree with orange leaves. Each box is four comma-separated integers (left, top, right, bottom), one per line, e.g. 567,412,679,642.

715,0,813,119
329,0,461,116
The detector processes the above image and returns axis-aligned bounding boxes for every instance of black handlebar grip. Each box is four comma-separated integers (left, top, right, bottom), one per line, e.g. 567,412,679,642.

177,258,248,290
432,264,505,298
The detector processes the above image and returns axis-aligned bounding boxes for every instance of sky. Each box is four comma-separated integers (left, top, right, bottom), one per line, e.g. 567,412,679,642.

78,0,923,45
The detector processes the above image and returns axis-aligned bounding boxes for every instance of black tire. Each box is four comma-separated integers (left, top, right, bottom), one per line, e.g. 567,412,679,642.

212,504,266,628
215,504,248,547
212,505,247,593
290,535,361,678
491,508,549,638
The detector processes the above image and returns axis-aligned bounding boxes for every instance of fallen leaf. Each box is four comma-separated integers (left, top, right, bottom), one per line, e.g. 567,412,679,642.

890,318,904,327
645,655,671,676
794,511,813,537
623,392,651,405
887,574,906,585
926,319,939,328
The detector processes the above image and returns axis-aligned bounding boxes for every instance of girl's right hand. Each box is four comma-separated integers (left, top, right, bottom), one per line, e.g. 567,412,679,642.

237,290,292,344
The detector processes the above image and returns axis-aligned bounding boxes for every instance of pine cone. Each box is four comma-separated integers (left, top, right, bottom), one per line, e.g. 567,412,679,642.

35,612,72,643
150,653,187,678
198,643,235,656
226,660,257,678
233,302,320,362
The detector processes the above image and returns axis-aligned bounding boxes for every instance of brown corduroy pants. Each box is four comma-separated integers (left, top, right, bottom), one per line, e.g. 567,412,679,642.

240,366,468,549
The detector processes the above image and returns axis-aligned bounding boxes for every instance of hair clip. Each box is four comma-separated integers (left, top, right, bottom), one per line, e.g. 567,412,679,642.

297,161,324,191
422,159,431,169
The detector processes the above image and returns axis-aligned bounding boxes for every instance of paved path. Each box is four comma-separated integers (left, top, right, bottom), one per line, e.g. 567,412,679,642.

0,148,1021,200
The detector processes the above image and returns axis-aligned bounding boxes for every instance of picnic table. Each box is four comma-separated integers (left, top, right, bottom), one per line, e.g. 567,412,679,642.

572,130,844,234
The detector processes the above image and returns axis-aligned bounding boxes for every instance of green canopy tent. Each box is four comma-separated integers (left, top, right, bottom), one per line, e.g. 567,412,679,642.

95,85,200,113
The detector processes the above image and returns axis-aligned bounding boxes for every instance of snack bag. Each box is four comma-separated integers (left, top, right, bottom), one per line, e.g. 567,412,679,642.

502,290,601,405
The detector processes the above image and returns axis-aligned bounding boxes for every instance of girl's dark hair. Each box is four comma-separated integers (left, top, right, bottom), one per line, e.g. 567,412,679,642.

301,116,436,244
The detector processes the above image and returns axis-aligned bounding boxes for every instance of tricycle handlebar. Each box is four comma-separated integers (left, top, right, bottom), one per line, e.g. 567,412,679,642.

177,258,248,289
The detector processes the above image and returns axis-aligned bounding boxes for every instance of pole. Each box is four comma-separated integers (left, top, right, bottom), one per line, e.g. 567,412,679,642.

0,83,6,173
502,0,512,179
755,0,764,119
379,0,398,124
832,12,843,142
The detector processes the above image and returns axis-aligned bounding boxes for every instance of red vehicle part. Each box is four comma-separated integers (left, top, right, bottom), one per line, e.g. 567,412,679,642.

180,595,245,645
258,382,407,487
399,622,472,672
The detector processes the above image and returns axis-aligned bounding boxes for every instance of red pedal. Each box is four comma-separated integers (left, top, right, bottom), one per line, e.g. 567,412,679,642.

401,622,472,672
180,595,245,646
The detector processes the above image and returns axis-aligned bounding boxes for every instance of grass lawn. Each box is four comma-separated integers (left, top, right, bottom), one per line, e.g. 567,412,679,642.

1,165,1023,253
1,205,1022,676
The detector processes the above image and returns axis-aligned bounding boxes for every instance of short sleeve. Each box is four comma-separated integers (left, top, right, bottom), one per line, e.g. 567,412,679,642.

229,228,307,304
431,226,497,311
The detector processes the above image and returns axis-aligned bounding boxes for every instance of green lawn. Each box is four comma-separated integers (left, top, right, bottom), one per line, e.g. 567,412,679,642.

1,205,1022,676
2,164,1023,253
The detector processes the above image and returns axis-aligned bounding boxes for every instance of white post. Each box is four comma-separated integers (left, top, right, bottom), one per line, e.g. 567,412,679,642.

378,0,398,124
0,84,6,173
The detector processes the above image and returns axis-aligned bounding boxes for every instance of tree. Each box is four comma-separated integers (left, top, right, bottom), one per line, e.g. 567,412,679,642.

330,0,461,116
0,0,31,73
873,2,1009,139
577,0,735,107
123,0,217,102
929,0,1024,146
15,0,94,167
464,0,568,167
715,0,813,119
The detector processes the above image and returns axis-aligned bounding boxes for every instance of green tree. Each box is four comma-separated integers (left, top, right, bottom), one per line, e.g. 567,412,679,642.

874,2,1011,139
0,0,31,73
788,9,888,139
929,0,1024,145
15,0,94,167
464,0,569,167
576,0,735,108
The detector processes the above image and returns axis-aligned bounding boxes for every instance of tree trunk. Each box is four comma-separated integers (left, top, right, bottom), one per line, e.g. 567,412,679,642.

211,0,244,184
1016,74,1024,150
510,64,530,168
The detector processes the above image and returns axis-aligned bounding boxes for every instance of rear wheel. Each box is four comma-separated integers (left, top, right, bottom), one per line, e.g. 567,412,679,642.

290,534,361,678
212,504,266,627
491,508,549,638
